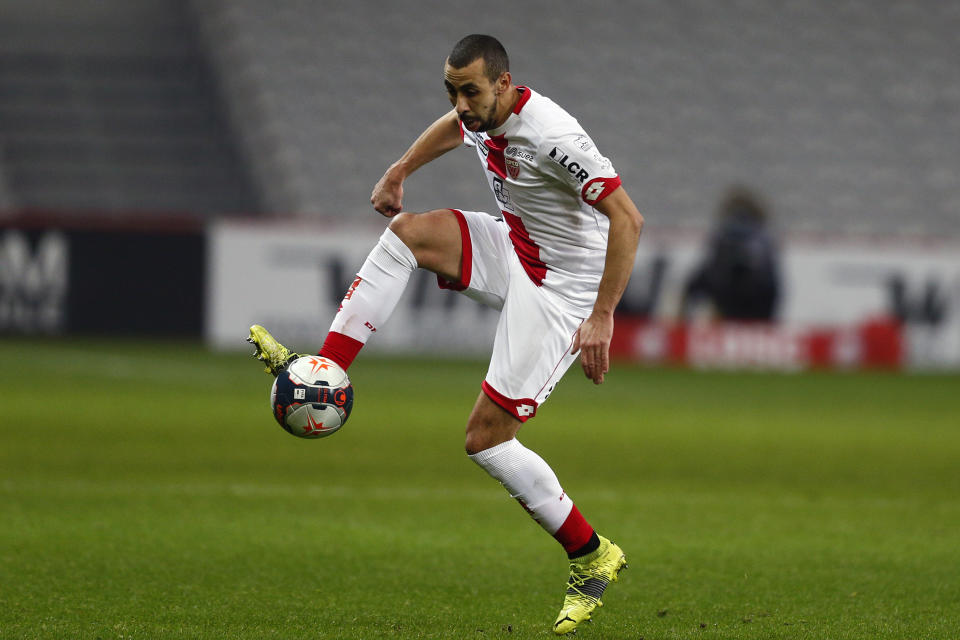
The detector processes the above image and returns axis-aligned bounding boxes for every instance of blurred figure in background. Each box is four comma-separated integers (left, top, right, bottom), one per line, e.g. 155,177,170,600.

682,186,780,322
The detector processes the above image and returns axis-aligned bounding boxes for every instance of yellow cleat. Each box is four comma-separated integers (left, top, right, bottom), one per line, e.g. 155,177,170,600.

553,536,627,635
246,324,302,376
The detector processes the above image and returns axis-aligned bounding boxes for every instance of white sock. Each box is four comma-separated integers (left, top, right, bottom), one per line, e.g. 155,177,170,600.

328,228,417,344
469,439,594,551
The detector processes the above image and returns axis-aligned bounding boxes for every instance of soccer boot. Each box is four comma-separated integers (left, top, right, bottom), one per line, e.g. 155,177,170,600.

247,324,303,376
552,536,627,635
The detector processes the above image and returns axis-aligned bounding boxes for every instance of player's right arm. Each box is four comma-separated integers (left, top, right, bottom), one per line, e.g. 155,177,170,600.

371,109,463,217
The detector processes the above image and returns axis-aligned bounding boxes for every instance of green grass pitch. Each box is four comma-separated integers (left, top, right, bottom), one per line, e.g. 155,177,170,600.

1,338,959,639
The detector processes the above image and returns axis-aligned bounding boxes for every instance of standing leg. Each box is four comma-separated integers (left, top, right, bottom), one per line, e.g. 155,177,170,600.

464,393,600,557
464,249,627,635
463,393,626,635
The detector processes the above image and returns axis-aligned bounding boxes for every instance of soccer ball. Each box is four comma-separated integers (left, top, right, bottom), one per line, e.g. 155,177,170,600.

270,355,354,438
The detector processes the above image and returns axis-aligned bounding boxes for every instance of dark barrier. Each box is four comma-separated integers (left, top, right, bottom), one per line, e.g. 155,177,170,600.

1,213,204,337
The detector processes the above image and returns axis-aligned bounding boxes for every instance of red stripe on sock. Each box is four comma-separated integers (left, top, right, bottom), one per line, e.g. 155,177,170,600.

319,331,364,371
554,505,595,553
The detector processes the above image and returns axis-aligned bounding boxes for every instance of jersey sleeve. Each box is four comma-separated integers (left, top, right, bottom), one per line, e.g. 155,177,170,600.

537,129,621,205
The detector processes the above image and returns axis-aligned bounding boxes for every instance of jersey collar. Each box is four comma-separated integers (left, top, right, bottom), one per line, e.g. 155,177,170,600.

488,86,533,137
513,86,532,114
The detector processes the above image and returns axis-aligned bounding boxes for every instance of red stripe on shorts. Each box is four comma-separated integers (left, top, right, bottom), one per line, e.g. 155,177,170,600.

436,209,472,291
481,381,538,422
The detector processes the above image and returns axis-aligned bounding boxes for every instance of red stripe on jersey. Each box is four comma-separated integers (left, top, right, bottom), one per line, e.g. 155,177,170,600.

485,134,508,179
502,211,547,286
436,209,473,292
481,381,538,422
513,86,532,114
581,175,622,205
553,505,595,553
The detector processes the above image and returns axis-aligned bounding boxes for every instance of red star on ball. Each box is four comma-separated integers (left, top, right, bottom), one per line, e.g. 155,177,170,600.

306,357,330,375
303,412,325,435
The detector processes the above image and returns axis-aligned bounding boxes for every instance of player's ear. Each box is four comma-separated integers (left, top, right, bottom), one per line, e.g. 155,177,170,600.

496,71,511,95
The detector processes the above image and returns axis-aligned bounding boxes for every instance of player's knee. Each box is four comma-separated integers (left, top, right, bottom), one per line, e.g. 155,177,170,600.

464,419,487,455
385,213,418,253
465,442,487,456
389,209,461,276
390,209,454,244
464,420,514,456
388,211,434,250
464,432,485,456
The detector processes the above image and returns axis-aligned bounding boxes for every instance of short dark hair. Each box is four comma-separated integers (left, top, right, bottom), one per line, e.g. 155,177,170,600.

447,34,509,82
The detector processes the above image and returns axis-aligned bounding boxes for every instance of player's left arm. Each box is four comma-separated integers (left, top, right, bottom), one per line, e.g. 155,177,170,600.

573,186,644,384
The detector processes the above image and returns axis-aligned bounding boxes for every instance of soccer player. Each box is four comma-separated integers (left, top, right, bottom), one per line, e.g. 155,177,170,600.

248,34,644,635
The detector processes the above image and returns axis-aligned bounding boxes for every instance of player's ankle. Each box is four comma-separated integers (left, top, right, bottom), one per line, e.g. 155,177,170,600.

318,332,364,371
567,531,601,560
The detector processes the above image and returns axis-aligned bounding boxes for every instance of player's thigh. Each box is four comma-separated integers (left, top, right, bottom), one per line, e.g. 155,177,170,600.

387,209,463,282
443,210,512,310
483,262,584,421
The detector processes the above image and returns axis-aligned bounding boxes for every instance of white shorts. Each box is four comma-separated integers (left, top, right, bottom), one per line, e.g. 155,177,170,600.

438,209,585,422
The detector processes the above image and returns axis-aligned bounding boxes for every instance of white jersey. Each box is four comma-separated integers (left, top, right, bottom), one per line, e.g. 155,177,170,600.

460,86,622,313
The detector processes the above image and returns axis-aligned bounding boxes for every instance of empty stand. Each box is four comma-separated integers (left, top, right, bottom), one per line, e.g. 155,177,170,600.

0,0,260,215
194,0,959,236
0,0,956,234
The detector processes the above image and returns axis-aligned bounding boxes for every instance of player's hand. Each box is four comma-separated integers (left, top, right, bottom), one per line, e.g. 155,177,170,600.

371,166,404,217
572,312,613,385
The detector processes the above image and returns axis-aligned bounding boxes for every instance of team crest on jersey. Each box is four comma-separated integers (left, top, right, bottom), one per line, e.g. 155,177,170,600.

506,158,521,179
